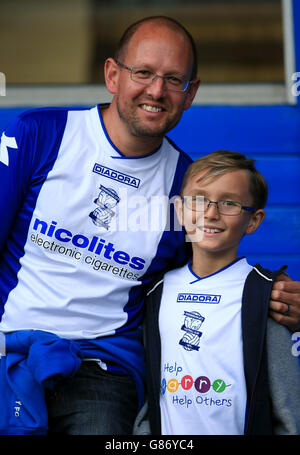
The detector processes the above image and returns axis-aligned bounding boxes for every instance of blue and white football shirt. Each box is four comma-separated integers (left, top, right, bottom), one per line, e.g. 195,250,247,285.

159,257,252,435
0,105,191,343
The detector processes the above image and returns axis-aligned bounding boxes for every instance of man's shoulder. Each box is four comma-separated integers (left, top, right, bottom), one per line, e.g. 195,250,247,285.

16,105,93,125
165,136,193,165
4,105,96,143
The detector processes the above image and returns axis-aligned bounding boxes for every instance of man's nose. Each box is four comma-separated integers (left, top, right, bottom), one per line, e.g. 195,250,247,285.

145,75,166,98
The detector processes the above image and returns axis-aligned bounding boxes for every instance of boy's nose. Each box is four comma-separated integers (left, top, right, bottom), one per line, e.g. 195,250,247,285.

204,202,220,219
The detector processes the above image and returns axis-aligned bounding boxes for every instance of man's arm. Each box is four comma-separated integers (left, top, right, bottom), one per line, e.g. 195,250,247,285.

269,274,300,332
267,317,300,435
0,110,43,253
0,109,68,254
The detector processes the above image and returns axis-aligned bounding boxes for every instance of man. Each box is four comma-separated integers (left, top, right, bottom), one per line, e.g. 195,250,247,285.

0,16,299,435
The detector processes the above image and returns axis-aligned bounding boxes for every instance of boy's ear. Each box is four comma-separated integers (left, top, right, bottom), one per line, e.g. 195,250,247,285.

245,209,265,235
174,196,185,227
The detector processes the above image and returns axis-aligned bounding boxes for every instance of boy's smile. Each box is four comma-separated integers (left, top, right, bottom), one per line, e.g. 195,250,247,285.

175,168,265,274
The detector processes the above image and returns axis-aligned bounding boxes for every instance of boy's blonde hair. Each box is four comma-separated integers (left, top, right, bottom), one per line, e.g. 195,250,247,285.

181,150,268,209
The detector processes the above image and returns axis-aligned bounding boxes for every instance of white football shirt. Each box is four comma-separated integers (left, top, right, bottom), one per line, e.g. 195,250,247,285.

159,257,252,435
0,105,191,342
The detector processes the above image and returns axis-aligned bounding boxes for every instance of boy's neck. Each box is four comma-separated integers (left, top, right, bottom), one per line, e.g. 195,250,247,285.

190,248,239,278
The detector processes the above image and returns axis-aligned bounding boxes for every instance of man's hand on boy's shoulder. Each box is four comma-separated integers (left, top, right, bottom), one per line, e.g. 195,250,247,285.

269,274,300,332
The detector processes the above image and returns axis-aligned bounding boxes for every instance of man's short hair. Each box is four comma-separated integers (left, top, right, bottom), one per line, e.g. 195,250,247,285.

180,150,268,209
114,16,198,81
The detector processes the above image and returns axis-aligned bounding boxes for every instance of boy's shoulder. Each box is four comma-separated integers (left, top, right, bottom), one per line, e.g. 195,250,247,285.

147,261,287,299
146,263,189,298
163,263,189,282
245,263,288,286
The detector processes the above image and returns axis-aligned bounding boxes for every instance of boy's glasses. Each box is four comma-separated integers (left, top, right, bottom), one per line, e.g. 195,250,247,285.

115,60,192,92
182,196,255,216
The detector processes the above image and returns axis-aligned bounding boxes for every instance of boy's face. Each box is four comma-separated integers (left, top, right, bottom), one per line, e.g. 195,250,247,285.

175,169,265,258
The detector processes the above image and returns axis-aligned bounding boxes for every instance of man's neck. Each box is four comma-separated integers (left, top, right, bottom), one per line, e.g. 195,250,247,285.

100,104,164,157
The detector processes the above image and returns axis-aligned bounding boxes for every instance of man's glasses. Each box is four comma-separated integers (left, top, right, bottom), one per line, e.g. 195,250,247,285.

182,196,255,216
115,60,192,92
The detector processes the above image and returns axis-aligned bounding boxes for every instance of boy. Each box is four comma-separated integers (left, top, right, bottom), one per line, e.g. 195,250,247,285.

143,150,300,435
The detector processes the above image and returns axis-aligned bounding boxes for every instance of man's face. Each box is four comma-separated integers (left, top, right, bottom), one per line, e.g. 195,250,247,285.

114,23,199,138
176,169,264,258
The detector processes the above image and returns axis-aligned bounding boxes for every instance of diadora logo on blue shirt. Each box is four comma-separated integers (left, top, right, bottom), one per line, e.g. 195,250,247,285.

32,218,146,270
177,293,221,304
93,163,141,188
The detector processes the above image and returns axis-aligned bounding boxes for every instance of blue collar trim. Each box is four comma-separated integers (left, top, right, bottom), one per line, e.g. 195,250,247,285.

97,104,163,159
188,256,246,284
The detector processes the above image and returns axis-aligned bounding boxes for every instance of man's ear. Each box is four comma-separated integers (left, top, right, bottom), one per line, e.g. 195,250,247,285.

183,78,201,111
104,58,120,95
245,209,265,235
174,196,185,227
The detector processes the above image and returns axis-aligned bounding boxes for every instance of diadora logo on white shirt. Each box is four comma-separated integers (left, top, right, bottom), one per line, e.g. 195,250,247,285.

177,293,221,304
93,163,141,188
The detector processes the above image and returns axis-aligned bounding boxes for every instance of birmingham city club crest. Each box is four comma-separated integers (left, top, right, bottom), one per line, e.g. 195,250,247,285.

89,185,120,230
179,311,205,351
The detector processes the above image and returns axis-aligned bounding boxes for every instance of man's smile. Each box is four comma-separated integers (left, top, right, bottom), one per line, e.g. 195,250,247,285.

139,104,164,113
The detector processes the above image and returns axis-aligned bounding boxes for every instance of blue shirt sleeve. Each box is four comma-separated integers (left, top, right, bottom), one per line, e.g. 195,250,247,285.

0,114,35,252
0,108,69,253
0,109,69,319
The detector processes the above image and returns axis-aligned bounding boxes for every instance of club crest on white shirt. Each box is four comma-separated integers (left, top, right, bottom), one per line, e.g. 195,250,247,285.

89,184,120,230
179,311,205,352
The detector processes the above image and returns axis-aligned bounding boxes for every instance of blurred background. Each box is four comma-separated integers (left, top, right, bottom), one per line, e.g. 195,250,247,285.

0,0,299,279
0,0,285,85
